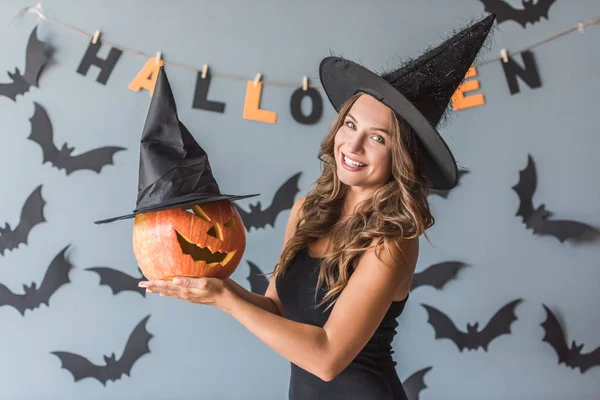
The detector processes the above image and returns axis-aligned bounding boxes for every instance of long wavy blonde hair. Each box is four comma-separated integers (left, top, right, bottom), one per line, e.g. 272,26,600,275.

270,92,434,311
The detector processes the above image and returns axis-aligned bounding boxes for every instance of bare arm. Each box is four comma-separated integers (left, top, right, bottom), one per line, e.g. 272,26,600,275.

225,195,306,317
224,278,280,315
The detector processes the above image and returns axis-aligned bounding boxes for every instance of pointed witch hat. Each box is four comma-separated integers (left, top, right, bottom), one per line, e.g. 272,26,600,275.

319,14,496,190
95,66,259,224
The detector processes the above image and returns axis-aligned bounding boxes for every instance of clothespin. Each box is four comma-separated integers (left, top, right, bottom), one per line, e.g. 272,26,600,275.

254,73,262,86
156,51,162,65
302,76,308,91
500,48,509,63
578,22,585,33
32,3,45,22
201,64,209,79
92,30,101,45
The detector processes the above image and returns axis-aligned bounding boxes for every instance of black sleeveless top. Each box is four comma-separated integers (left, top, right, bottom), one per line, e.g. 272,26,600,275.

275,247,409,400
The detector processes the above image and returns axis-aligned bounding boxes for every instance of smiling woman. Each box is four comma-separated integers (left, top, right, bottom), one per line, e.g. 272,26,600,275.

334,94,394,190
138,13,496,400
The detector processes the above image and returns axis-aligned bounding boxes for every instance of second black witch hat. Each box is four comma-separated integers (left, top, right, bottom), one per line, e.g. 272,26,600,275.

95,66,259,224
319,14,496,191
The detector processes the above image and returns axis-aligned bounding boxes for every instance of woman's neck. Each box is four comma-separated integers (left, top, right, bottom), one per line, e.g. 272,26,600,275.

342,186,376,217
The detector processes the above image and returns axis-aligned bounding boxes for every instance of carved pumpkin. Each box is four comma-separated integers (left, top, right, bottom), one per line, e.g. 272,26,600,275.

132,200,246,280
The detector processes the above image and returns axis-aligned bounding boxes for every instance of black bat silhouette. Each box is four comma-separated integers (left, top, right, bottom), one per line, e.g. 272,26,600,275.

0,26,49,101
246,260,269,295
234,172,301,231
541,304,600,374
0,184,46,256
86,266,146,297
429,170,469,198
51,314,153,385
28,102,126,175
402,366,432,400
0,245,73,316
410,261,467,291
512,154,599,243
422,299,522,351
478,0,556,28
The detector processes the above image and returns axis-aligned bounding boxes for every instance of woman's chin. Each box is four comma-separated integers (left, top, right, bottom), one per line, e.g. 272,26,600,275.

338,174,362,187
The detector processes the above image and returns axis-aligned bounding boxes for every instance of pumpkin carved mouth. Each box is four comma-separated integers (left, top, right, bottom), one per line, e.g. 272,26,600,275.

174,230,237,266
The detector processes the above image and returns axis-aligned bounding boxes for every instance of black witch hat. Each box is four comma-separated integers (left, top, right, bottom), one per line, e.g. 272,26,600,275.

319,14,496,190
95,66,259,224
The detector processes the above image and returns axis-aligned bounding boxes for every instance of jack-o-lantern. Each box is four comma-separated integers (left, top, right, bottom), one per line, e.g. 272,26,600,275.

132,200,246,281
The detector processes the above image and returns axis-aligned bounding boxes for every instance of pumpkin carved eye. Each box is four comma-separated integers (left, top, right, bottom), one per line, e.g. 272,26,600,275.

191,205,211,221
224,218,237,228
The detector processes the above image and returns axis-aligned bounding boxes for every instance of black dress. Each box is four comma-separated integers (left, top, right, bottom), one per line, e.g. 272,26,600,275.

275,247,409,400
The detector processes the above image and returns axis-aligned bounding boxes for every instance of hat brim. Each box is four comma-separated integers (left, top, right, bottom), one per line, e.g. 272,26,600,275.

94,193,260,225
319,56,458,190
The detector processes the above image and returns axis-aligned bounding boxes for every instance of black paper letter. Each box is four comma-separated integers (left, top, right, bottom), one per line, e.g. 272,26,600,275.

192,70,226,113
290,87,323,125
501,50,542,95
76,41,122,85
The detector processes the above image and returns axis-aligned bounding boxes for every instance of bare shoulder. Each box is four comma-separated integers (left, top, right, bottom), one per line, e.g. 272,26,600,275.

290,195,307,222
360,235,418,270
355,236,419,299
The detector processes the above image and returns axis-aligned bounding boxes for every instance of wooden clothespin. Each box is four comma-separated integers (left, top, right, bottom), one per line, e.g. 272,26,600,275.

302,76,308,91
578,22,585,33
156,51,162,65
201,64,209,79
500,48,509,63
92,30,101,45
254,73,262,86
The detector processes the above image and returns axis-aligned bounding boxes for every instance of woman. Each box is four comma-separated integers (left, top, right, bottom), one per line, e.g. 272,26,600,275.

141,14,496,400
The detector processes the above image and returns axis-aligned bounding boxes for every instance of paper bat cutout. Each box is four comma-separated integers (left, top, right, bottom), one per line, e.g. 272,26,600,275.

541,304,600,374
422,299,522,351
0,184,46,256
0,26,50,101
512,154,599,243
234,172,301,231
410,261,467,291
0,245,73,316
28,102,126,175
478,0,556,27
51,314,153,385
402,366,432,400
246,260,269,295
86,266,146,297
429,170,469,198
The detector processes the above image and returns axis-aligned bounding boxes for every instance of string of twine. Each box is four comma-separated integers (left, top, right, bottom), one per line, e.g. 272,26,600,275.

9,3,600,87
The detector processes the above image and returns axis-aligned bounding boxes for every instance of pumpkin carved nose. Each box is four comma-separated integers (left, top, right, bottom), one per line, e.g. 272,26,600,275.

207,225,220,239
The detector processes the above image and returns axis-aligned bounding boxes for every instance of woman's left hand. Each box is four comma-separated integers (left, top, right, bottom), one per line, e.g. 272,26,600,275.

139,277,234,313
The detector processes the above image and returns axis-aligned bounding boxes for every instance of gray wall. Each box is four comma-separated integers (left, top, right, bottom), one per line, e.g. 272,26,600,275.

1,0,599,399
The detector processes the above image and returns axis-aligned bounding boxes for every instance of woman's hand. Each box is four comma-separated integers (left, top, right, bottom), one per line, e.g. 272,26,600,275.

138,277,236,313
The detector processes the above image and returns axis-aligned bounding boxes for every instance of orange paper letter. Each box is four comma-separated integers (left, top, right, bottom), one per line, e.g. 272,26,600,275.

128,58,165,96
451,66,485,111
243,80,277,124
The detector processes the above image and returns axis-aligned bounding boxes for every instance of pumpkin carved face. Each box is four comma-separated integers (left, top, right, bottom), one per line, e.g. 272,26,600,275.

132,200,246,280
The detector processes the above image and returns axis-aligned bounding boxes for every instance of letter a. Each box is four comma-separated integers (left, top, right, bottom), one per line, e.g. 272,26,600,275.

128,58,165,96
